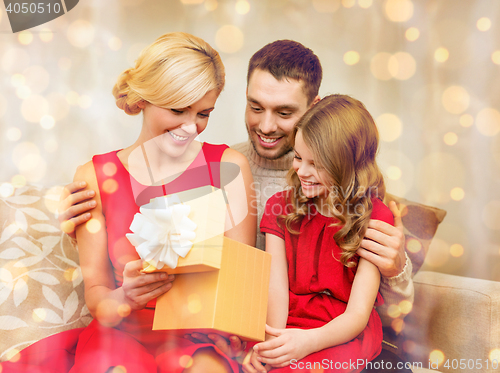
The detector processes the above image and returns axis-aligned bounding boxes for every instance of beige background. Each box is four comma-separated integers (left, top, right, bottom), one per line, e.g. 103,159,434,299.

0,0,499,281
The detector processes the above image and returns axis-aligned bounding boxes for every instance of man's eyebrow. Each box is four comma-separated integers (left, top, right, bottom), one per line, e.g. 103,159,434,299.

247,97,299,111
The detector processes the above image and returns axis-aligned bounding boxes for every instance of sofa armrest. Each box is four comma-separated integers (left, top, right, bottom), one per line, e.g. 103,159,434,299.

405,271,500,373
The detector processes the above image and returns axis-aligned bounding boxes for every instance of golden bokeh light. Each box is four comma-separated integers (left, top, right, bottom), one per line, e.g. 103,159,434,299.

58,57,72,70
103,179,119,194
476,108,500,137
406,238,422,253
405,27,419,41
187,293,202,314
370,52,392,80
434,47,449,63
429,350,445,366
180,0,203,3
32,308,47,323
40,115,55,130
342,0,355,8
391,319,405,333
0,183,15,198
112,366,127,373
96,299,122,327
388,52,416,80
387,166,402,180
442,86,469,114
16,86,31,99
44,138,59,153
109,37,122,51
443,132,458,146
67,20,95,48
235,0,250,14
384,0,413,22
387,304,401,318
450,244,464,258
43,185,63,213
343,51,360,65
23,65,50,94
450,187,464,201
482,200,500,230
215,25,244,54
476,17,491,32
179,355,194,369
63,268,79,282
11,74,25,87
103,162,118,177
205,0,217,11
39,29,54,43
492,51,500,65
21,95,50,123
61,220,76,235
358,0,373,9
66,91,80,105
86,218,102,234
18,31,33,45
48,92,70,120
6,127,22,142
376,113,402,142
459,114,473,127
117,304,131,318
399,300,412,314
1,47,30,73
5,349,21,363
425,238,450,267
490,349,500,362
313,0,341,13
78,95,93,109
11,175,27,188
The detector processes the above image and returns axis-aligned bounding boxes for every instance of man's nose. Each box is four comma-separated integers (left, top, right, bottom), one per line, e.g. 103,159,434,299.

259,113,277,135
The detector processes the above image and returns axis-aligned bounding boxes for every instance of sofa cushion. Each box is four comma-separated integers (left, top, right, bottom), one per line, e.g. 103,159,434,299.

384,194,447,275
0,184,92,362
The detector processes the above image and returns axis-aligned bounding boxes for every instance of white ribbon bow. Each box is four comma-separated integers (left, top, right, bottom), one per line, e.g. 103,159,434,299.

126,196,197,269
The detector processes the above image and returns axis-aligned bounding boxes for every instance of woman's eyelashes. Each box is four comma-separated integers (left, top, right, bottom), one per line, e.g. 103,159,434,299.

170,109,210,118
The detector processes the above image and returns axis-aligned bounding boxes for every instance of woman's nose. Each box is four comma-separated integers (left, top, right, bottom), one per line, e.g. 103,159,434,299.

180,123,197,135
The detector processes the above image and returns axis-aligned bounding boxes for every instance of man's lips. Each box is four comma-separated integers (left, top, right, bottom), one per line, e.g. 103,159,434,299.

257,134,283,148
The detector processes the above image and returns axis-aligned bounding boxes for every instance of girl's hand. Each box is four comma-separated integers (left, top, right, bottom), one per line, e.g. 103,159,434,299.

252,325,316,368
121,259,175,310
242,349,269,373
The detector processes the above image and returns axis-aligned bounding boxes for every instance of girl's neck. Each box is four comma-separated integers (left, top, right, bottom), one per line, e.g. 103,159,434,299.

314,196,334,217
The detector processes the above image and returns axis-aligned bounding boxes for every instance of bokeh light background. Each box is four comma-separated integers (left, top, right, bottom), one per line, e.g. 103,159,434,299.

0,0,499,281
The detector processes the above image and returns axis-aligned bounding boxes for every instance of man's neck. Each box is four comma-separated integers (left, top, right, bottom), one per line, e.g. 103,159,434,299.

246,140,294,171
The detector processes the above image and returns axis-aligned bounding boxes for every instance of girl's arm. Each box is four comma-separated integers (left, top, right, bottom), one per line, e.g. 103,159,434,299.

74,162,174,323
255,257,380,368
220,148,257,246
242,233,289,373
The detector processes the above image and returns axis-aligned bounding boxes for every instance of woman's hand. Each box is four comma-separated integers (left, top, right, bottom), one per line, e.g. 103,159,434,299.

252,325,316,369
58,181,96,238
184,333,247,360
121,259,175,310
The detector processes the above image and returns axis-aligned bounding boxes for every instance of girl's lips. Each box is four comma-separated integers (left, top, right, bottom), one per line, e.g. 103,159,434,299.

257,134,282,148
300,179,320,188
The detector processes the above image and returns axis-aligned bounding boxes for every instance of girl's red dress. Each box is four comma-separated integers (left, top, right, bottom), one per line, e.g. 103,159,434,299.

260,190,394,373
1,143,239,373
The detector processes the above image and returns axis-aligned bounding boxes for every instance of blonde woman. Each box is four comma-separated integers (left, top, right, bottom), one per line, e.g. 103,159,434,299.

3,32,255,373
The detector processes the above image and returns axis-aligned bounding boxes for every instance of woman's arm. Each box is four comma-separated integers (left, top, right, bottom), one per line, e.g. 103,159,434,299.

254,257,380,368
220,148,257,247
74,162,174,324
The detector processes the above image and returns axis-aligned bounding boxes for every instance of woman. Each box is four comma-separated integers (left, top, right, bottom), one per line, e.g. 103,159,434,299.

3,32,256,373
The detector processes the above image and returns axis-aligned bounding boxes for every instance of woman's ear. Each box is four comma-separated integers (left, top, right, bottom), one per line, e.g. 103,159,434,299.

137,100,146,109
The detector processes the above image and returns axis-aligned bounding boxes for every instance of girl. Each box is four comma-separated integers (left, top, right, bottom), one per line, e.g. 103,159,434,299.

3,32,255,373
243,94,393,373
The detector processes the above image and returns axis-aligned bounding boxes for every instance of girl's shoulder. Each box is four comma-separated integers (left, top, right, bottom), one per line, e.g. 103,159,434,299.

370,197,394,226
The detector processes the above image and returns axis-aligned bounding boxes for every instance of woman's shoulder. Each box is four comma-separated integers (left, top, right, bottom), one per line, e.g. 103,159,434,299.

370,197,394,225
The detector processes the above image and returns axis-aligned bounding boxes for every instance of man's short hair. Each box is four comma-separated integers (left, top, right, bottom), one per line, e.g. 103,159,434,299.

247,40,322,105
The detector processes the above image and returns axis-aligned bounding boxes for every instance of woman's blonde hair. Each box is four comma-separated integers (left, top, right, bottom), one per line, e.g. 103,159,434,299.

285,94,385,267
112,32,225,115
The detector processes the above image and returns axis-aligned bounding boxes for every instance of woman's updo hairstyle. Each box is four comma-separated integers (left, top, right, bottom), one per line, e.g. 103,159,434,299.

112,32,225,115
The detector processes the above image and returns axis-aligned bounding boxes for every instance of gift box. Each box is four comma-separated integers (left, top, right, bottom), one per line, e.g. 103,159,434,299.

126,186,227,274
153,237,272,342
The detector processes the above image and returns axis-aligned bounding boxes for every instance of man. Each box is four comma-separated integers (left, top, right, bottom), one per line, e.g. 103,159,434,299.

59,40,413,371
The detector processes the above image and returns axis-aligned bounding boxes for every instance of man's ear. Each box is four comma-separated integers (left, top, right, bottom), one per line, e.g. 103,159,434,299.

311,95,321,107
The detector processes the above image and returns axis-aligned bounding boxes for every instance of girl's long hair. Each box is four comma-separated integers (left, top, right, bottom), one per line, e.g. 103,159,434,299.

285,94,385,267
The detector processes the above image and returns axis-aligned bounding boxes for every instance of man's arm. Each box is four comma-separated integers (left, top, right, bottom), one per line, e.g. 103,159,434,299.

58,180,96,239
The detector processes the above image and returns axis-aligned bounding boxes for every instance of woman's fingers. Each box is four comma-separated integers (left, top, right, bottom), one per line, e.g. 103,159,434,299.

58,181,97,237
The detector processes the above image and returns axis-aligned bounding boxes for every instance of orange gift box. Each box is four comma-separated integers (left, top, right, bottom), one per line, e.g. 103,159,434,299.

153,237,271,342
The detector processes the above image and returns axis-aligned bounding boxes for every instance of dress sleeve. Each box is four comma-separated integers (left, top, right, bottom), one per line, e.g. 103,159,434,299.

370,198,395,226
259,192,287,240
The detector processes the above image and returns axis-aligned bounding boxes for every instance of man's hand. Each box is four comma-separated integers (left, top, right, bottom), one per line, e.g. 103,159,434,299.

58,181,96,239
357,201,406,278
184,333,247,360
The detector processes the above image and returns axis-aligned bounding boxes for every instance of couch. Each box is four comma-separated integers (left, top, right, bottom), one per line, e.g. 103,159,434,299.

1,183,499,372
